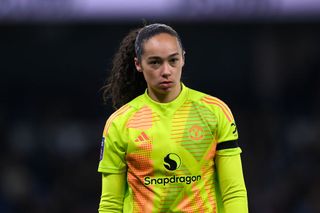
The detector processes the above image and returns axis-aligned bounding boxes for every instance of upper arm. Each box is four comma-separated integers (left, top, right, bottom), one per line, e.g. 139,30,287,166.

98,121,127,174
209,97,247,212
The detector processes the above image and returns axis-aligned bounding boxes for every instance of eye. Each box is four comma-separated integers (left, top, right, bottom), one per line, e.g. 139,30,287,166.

149,60,160,65
148,59,162,68
169,58,179,65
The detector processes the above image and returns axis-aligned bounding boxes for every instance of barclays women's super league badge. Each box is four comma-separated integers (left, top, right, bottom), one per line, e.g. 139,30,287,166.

99,137,105,161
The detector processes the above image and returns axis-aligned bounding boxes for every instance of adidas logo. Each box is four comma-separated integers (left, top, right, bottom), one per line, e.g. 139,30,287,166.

134,132,151,143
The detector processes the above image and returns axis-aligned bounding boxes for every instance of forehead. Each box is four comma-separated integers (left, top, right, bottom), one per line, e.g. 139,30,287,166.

142,33,182,57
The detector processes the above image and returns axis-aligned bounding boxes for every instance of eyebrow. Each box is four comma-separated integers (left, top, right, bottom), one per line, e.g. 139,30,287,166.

147,52,180,60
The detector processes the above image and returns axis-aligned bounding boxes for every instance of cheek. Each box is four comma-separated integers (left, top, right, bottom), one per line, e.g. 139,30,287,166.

175,68,183,76
142,70,157,83
150,73,159,82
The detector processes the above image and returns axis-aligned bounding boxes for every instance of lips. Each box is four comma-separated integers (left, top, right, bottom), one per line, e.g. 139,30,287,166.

159,81,173,88
160,81,172,84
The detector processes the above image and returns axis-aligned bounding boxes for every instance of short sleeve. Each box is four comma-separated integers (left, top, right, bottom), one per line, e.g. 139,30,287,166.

98,120,127,174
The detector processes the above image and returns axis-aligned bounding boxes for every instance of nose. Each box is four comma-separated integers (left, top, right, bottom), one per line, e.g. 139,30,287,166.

161,62,171,77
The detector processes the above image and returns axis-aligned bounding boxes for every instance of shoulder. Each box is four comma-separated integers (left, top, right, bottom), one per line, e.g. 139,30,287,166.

109,95,145,121
187,86,234,122
103,104,131,136
187,87,227,107
103,96,144,136
186,87,208,101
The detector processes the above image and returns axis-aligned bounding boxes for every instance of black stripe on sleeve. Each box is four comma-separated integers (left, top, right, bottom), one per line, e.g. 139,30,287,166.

216,140,239,150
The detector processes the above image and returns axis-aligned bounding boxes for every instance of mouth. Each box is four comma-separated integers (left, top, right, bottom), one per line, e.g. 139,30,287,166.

159,81,174,88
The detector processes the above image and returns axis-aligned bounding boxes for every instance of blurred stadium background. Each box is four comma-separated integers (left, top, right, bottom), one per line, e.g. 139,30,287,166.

1,0,320,212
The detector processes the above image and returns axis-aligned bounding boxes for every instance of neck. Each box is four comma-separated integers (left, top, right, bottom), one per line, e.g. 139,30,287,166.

148,84,182,103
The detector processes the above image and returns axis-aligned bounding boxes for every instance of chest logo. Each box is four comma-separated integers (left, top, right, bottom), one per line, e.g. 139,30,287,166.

164,153,181,171
134,132,151,143
189,125,204,141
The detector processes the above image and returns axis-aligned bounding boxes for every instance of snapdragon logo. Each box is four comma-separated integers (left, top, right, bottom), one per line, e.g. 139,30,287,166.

143,153,202,186
144,175,201,186
163,153,181,171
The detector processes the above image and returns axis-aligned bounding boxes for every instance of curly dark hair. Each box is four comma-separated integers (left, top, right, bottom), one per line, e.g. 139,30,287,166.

102,23,184,109
102,28,144,109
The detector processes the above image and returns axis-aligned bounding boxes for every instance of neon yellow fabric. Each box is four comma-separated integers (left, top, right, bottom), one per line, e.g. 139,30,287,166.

98,84,247,212
99,173,126,212
215,154,248,213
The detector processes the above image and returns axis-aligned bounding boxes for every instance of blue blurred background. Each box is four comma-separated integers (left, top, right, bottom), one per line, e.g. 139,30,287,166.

1,1,320,212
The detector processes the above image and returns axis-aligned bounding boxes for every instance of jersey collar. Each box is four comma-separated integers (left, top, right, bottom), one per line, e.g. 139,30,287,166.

143,83,188,115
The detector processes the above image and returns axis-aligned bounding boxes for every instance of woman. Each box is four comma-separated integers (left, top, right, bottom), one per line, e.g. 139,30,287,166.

98,23,248,212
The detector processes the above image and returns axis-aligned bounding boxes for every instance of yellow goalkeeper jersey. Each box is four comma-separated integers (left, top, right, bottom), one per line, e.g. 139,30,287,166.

98,84,243,213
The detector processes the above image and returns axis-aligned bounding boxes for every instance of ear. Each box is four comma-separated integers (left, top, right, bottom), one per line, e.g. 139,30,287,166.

134,57,142,72
181,51,186,67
